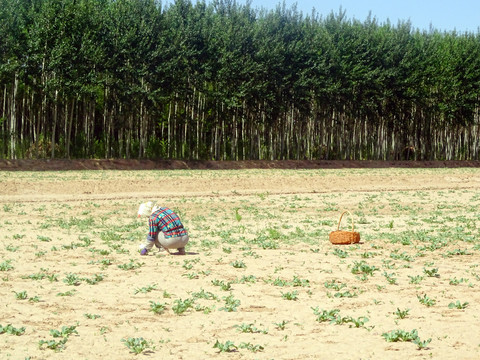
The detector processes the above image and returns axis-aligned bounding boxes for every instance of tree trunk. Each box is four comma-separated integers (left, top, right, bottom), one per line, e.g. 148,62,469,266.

51,90,59,159
10,73,19,159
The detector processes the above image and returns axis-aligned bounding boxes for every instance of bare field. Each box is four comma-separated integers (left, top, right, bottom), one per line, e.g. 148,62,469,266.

1,167,480,359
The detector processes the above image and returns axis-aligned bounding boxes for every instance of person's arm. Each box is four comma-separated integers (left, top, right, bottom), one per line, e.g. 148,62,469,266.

146,217,159,242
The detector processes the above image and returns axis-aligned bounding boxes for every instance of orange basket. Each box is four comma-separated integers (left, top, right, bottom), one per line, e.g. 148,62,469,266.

329,211,361,245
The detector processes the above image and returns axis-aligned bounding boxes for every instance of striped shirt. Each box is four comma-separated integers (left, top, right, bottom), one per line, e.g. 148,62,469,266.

147,207,188,241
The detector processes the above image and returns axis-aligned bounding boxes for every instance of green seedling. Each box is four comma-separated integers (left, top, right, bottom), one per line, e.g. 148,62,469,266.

324,280,346,291
149,301,167,314
449,277,468,285
183,272,199,279
383,272,398,284
211,279,232,291
292,276,310,287
234,323,268,334
408,275,424,284
238,342,265,352
50,325,78,338
237,275,257,284
417,294,436,307
0,324,26,335
332,290,357,298
448,301,469,309
172,298,195,315
56,290,77,297
117,259,143,270
274,320,289,330
382,329,419,342
332,248,349,258
312,308,340,323
63,273,81,286
382,329,431,349
351,261,378,276
0,260,13,271
37,235,51,242
122,337,154,354
83,274,104,285
191,289,218,300
13,290,28,300
5,245,19,252
393,308,410,319
134,283,158,294
231,260,246,268
413,338,432,349
423,267,440,277
281,291,298,300
213,340,238,353
38,338,67,351
220,294,240,312
84,313,101,319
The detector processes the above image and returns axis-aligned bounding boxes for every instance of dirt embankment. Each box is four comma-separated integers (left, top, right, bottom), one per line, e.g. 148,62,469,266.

1,159,480,171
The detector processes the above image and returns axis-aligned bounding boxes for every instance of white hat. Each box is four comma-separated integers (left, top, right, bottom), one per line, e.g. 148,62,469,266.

137,201,154,217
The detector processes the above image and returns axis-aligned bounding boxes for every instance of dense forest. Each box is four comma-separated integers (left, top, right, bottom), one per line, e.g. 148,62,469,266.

1,0,480,161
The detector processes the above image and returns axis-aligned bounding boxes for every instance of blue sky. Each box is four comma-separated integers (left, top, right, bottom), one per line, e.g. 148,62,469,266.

246,0,479,33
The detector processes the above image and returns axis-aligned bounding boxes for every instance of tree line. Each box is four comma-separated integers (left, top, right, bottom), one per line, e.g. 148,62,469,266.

1,0,480,161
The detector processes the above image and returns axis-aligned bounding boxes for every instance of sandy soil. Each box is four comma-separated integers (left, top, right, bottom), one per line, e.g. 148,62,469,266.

1,162,480,359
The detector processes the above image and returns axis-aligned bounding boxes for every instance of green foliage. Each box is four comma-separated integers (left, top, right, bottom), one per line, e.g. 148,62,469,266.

417,294,436,307
382,329,431,349
393,308,410,319
0,260,14,271
0,324,26,336
149,301,167,315
1,0,480,160
122,337,154,355
213,340,237,353
220,294,240,312
172,298,195,315
448,301,469,309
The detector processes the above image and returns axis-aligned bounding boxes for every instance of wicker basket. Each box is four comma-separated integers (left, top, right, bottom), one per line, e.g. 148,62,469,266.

329,211,361,245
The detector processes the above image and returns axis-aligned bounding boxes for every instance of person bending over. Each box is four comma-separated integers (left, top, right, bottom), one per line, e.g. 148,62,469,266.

137,202,189,255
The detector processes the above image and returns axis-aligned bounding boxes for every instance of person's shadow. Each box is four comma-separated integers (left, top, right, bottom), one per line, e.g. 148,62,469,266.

174,251,199,256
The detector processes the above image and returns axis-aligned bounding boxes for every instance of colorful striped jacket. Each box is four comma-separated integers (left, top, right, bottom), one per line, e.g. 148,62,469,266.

147,207,188,241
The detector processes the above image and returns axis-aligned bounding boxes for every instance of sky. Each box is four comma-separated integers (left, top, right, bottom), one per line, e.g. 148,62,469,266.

246,0,480,33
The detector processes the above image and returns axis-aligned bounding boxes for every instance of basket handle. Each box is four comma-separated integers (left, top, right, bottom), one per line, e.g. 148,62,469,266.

337,211,355,232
